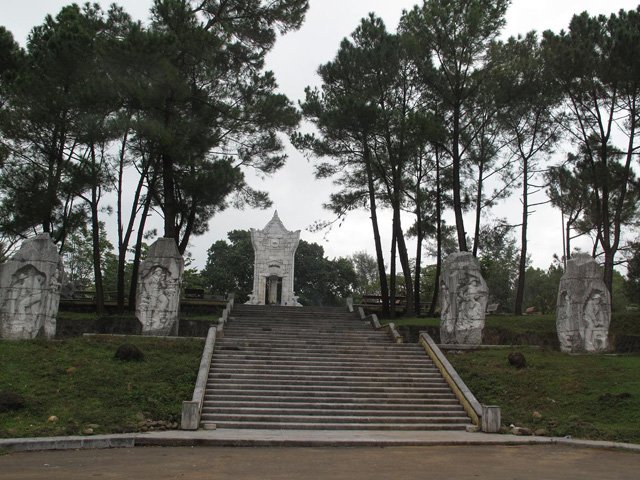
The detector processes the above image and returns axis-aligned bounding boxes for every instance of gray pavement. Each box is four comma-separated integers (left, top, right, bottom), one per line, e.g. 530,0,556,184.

3,428,640,452
1,443,639,480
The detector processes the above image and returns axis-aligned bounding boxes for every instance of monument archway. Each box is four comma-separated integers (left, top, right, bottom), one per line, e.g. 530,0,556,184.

265,275,283,305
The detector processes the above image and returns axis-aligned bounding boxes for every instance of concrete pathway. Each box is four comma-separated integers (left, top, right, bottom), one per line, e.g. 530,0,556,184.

3,428,640,451
1,443,639,480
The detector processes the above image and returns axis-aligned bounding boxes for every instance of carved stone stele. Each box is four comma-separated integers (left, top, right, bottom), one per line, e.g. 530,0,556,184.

136,238,184,336
0,234,63,339
439,252,488,345
246,211,301,306
557,254,610,353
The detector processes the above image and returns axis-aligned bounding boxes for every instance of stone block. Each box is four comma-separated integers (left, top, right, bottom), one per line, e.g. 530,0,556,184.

481,405,501,433
0,234,63,339
557,254,610,353
439,252,488,345
136,238,184,336
180,401,200,430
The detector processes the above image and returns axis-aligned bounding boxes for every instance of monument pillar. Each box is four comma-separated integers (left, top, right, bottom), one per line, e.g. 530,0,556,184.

136,238,184,336
557,254,610,353
0,234,63,339
439,252,488,345
247,211,301,306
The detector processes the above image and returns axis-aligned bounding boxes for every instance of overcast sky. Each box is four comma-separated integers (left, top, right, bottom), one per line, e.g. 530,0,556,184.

2,0,639,271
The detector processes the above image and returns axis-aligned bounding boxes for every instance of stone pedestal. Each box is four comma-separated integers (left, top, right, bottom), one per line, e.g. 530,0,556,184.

0,234,63,339
481,405,501,433
136,238,184,336
246,211,301,306
439,252,488,345
557,254,610,353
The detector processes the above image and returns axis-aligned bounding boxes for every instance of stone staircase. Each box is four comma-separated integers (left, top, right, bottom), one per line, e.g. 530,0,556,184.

200,304,474,431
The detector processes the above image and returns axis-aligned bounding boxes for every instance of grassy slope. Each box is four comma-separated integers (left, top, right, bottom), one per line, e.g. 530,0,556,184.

0,336,203,438
385,312,640,335
447,348,640,444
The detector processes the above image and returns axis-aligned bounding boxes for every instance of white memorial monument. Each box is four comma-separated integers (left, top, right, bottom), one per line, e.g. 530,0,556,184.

136,238,184,335
246,212,301,306
557,254,610,353
0,234,63,339
439,252,488,345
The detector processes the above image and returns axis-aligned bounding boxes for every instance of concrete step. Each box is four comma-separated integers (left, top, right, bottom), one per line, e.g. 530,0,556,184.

202,400,462,410
229,315,358,322
212,350,427,361
231,306,350,315
202,412,471,423
224,326,366,332
203,391,459,401
210,363,439,374
215,342,424,353
219,336,391,345
221,329,383,338
203,406,466,417
208,372,444,383
212,352,430,364
202,421,470,431
205,384,453,393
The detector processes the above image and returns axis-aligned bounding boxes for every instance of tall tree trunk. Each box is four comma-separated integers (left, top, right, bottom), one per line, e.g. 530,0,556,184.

364,144,389,317
128,190,153,309
452,104,468,252
429,150,443,317
118,158,154,312
178,198,198,255
514,158,528,315
472,161,484,257
394,214,414,317
414,196,423,317
116,135,128,313
90,190,104,315
162,153,178,242
390,226,397,320
84,145,104,315
603,251,614,297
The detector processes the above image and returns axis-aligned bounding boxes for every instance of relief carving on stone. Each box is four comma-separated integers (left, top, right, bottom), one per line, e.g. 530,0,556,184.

136,238,184,336
556,254,610,353
439,252,488,345
0,234,63,339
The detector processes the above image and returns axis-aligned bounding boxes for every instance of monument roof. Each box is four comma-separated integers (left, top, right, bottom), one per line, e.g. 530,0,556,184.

260,211,297,235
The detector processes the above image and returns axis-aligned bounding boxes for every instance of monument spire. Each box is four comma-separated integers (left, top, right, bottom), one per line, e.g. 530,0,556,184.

246,212,301,306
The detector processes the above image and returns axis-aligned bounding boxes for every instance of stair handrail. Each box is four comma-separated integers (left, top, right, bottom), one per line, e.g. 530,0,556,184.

180,325,216,430
218,296,235,333
356,305,403,344
180,296,234,430
419,332,501,433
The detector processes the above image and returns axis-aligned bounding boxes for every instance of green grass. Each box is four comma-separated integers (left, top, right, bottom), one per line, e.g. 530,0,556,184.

447,347,640,444
56,311,100,322
0,336,203,438
385,317,441,327
179,315,219,322
386,311,640,336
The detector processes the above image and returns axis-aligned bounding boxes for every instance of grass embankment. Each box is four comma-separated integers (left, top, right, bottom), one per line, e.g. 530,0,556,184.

0,336,203,438
382,312,640,444
386,311,640,335
448,348,640,444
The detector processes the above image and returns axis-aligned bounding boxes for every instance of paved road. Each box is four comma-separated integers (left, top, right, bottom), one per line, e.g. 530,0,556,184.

1,445,639,479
